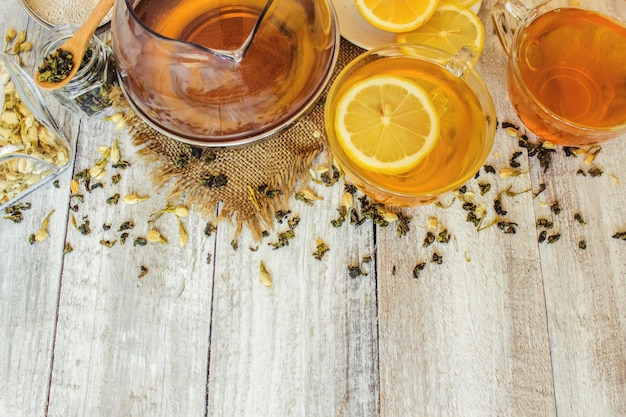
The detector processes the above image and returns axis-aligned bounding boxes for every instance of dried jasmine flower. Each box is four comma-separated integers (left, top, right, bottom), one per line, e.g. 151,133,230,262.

295,189,323,205
30,209,55,243
111,174,121,185
259,261,272,288
119,232,129,244
231,239,239,250
498,168,522,178
149,205,189,223
313,238,329,260
412,262,426,279
123,194,149,204
146,229,168,244
178,219,188,248
134,237,147,246
550,201,561,215
478,182,491,195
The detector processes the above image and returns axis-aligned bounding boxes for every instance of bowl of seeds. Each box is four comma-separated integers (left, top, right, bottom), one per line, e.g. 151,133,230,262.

18,0,112,34
0,53,73,211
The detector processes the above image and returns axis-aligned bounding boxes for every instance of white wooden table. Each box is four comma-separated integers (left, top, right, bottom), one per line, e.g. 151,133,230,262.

1,0,625,416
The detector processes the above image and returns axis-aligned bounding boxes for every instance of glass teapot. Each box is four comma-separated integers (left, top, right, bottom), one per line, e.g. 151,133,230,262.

111,0,339,146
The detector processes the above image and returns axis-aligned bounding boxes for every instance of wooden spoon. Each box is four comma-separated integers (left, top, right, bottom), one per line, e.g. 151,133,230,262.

34,0,115,90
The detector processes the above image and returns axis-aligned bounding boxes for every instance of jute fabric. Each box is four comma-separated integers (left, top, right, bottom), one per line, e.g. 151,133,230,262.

113,39,364,239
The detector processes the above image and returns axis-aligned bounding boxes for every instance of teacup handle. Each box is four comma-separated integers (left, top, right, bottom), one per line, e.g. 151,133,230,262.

492,0,531,55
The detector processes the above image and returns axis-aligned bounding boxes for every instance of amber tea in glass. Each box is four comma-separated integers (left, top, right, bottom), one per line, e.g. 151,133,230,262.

112,0,338,146
494,0,626,146
325,45,496,207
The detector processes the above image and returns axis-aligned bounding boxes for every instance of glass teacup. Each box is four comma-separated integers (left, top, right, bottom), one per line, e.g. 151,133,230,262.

324,44,496,207
493,0,626,146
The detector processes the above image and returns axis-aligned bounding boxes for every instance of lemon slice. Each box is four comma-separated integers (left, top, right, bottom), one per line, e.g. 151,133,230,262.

354,0,441,33
334,75,440,175
397,4,485,63
441,0,479,8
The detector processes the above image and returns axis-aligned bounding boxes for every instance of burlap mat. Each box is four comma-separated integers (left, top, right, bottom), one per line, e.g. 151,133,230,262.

113,39,364,240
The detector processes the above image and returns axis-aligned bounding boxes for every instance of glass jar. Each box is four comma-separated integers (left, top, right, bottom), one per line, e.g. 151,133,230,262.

1,53,73,211
36,24,117,117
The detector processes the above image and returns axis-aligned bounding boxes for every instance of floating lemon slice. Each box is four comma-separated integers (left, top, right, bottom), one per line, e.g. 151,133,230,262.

397,4,485,63
334,75,440,175
354,0,441,33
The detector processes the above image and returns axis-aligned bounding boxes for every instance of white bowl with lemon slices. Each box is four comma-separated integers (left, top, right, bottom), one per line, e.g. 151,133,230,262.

332,0,484,55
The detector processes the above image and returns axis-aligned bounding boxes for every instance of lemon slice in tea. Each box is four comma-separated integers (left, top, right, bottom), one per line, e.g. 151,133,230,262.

334,75,440,175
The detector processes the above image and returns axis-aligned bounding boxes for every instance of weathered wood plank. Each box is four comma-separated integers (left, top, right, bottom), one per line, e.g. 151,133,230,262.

376,3,557,415
206,178,380,417
43,119,216,417
0,5,78,416
533,138,626,417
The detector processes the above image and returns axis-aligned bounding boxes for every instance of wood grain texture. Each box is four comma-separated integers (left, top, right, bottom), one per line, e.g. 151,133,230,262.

0,6,78,416
206,184,379,417
1,0,625,416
